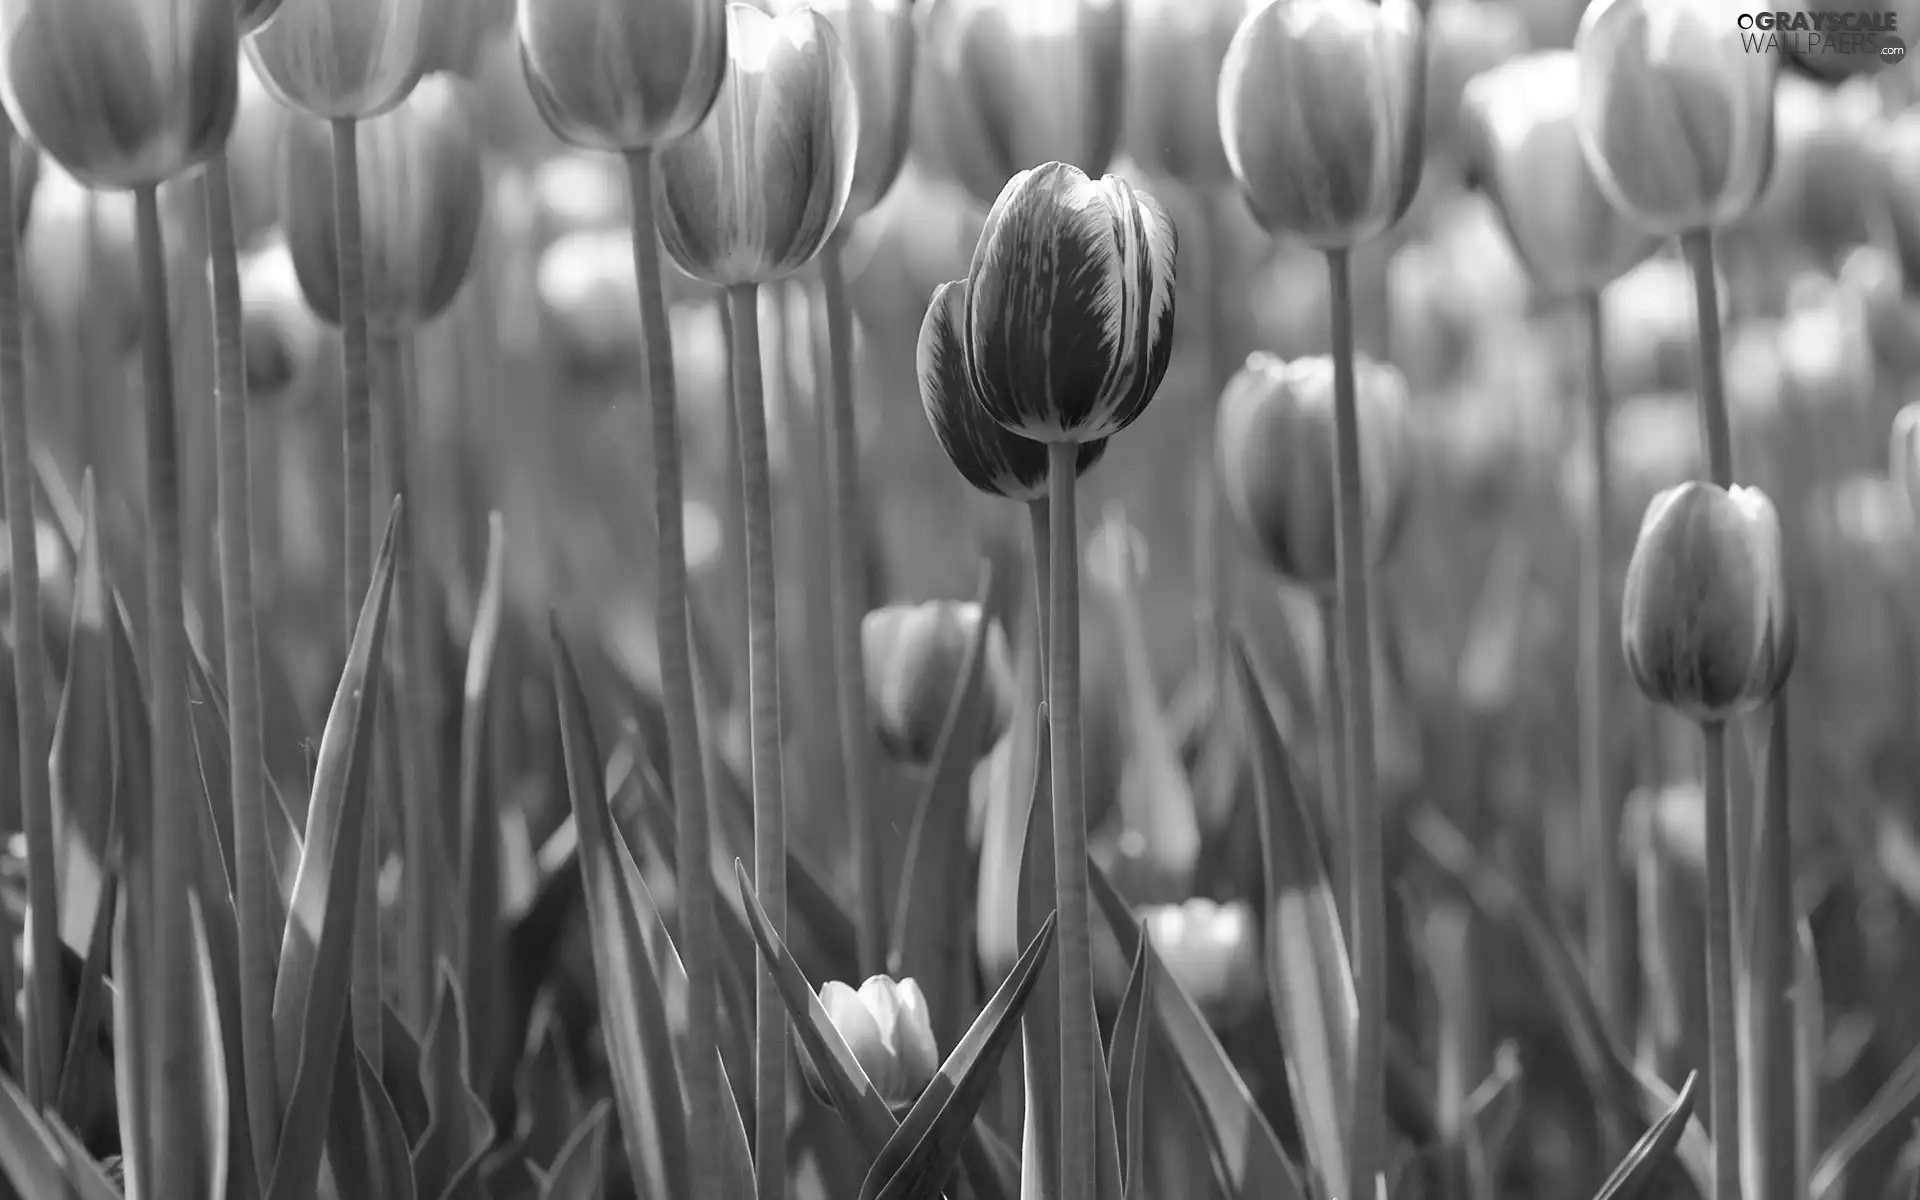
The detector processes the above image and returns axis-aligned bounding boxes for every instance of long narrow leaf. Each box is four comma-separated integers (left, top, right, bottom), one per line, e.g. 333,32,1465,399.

0,1074,119,1199
1592,1072,1699,1200
1107,925,1152,1200
537,1100,610,1200
457,511,506,1102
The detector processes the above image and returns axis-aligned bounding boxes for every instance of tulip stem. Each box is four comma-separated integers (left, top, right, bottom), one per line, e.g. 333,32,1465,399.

1045,440,1096,1200
204,150,279,1182
1314,590,1350,938
626,148,722,1200
1700,718,1741,1200
1198,196,1237,703
821,238,884,977
330,115,382,1072
1027,497,1051,667
0,117,57,1112
1578,288,1628,1044
727,281,788,1200
1748,694,1796,1199
132,181,197,1198
1326,245,1384,1200
1681,230,1733,489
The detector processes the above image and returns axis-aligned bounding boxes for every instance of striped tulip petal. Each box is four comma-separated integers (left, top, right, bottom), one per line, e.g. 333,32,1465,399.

515,0,728,152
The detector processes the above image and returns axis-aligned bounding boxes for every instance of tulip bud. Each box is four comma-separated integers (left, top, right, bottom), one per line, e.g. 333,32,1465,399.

247,0,434,121
0,0,238,189
653,5,858,286
1621,481,1796,722
1459,51,1659,297
1214,351,1415,587
1572,0,1777,236
516,0,728,152
917,279,1108,501
1141,897,1263,1027
1218,0,1427,249
1890,401,1920,521
809,0,914,224
959,163,1177,445
862,600,1013,765
1122,0,1253,186
1423,0,1529,163
816,976,939,1107
281,73,485,331
916,0,1126,207
239,234,326,405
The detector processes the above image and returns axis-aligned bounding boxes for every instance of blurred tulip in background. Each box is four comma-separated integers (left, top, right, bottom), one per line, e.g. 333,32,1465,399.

861,599,1013,765
809,0,915,224
516,0,728,151
1141,897,1264,1028
1122,0,1251,186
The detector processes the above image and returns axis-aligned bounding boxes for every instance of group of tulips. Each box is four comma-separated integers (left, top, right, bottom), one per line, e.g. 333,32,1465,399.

0,0,1891,1195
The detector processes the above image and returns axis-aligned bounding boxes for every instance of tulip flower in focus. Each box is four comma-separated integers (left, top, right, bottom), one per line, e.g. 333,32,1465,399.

816,975,939,1107
1215,351,1415,587
917,0,1126,207
654,5,858,286
1123,0,1253,186
918,279,1109,501
862,600,1014,764
516,0,727,152
248,0,435,120
960,163,1178,444
0,0,238,188
1218,0,1428,248
1458,51,1659,298
1572,0,1777,236
1891,402,1920,522
280,73,485,331
239,234,326,405
810,0,914,224
1142,897,1264,1027
1621,481,1796,722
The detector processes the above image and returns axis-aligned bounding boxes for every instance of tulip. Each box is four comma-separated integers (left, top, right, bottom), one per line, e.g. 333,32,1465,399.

516,0,728,153
1423,0,1528,164
1458,51,1659,298
425,0,512,76
1621,481,1796,723
916,0,1127,207
21,162,139,352
1572,0,1777,237
0,0,238,189
862,600,1014,764
280,73,485,331
246,0,434,120
1218,0,1428,249
810,0,914,225
1122,0,1252,186
1747,75,1876,266
817,976,940,1107
653,5,858,286
239,234,326,405
1141,898,1264,1027
1215,352,1414,588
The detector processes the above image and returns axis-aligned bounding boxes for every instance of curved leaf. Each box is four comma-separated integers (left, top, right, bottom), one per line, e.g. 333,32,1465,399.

1593,1072,1699,1200
537,1101,610,1200
1107,924,1152,1200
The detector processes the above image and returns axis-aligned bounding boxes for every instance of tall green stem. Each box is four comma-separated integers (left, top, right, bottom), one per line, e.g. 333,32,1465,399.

0,117,57,1110
626,149,720,1200
331,115,381,1071
1682,231,1733,488
204,150,279,1181
1027,498,1051,666
728,282,787,1200
1315,590,1350,938
1327,246,1384,1200
1579,289,1627,1041
1701,720,1740,1200
820,237,884,976
1747,695,1795,1200
1044,441,1094,1200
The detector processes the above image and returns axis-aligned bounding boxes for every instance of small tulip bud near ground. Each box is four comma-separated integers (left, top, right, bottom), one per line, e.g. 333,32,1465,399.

1572,0,1777,236
1123,0,1253,187
1218,0,1427,249
1458,51,1659,298
0,0,239,188
1214,351,1414,588
809,0,914,225
1142,897,1264,1027
516,0,727,152
861,600,1013,764
247,0,435,120
816,976,940,1108
1622,481,1796,722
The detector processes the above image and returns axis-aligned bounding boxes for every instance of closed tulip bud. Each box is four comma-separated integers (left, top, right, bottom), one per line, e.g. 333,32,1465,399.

247,0,434,121
239,234,325,404
1459,51,1659,297
1621,481,1796,722
516,0,727,152
917,0,1126,207
1215,351,1415,587
1573,0,1777,236
961,163,1177,444
1218,0,1427,249
1142,897,1263,1026
816,976,939,1107
810,0,914,224
1123,0,1253,186
0,0,238,189
281,72,484,331
917,279,1108,500
653,5,857,286
862,600,1013,765
1891,401,1920,521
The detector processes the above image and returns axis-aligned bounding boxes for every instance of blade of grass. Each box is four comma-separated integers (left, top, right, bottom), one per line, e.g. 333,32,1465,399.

457,512,505,1098
1593,1072,1700,1200
1743,697,1794,1200
49,474,112,957
1810,1031,1920,1198
536,1100,610,1200
1793,912,1820,1200
410,966,495,1199
1108,924,1152,1200
0,1075,119,1199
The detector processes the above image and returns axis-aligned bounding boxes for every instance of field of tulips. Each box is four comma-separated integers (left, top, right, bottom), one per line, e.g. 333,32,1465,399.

10,0,1920,1197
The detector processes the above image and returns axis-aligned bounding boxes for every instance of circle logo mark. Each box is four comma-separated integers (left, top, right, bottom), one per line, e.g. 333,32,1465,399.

1885,34,1908,61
